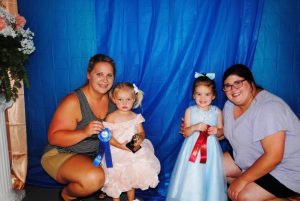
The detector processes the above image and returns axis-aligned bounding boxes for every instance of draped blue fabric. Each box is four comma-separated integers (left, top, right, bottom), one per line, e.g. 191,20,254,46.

18,0,98,188
17,0,264,199
95,0,264,200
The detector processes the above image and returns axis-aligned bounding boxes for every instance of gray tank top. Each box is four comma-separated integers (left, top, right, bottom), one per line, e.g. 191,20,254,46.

44,89,116,157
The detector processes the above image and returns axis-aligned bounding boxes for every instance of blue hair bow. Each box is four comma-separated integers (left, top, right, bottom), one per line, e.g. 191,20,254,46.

194,72,215,80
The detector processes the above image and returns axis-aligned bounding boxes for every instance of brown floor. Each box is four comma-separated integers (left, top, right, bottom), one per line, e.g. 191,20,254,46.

22,185,142,201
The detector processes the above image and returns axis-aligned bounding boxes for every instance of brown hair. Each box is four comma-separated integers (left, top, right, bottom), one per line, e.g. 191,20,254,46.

193,75,216,96
222,64,262,90
87,54,116,76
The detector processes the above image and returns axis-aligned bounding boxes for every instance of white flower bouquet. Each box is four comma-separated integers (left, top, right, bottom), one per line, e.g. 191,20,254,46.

0,5,35,101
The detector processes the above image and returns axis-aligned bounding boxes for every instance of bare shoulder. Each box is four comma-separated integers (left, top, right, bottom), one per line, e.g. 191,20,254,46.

58,93,79,111
105,111,116,122
48,92,81,134
53,92,81,121
106,111,137,123
185,107,191,115
130,111,138,118
184,107,191,123
216,107,223,115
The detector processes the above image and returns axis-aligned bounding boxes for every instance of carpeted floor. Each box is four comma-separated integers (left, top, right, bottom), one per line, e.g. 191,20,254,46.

22,185,141,201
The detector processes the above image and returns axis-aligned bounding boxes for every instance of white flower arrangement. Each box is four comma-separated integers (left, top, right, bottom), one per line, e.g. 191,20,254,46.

0,6,35,54
0,5,35,101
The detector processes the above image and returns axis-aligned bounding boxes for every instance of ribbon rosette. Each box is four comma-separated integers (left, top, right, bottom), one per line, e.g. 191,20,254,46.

93,128,113,168
189,125,210,163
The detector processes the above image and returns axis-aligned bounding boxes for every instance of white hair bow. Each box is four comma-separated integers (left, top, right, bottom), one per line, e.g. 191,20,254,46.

133,83,139,94
194,72,215,80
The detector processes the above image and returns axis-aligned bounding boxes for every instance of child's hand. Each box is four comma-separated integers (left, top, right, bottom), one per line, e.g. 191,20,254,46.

207,126,218,135
120,141,131,151
196,122,207,131
134,138,142,147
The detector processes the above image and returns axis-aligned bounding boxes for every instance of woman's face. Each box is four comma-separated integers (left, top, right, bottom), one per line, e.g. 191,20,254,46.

87,61,114,94
223,74,253,106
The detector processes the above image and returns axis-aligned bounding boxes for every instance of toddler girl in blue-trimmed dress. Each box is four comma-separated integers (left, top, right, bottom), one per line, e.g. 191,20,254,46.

166,73,227,201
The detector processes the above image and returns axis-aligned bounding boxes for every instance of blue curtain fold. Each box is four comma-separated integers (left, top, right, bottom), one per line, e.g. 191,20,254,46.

18,0,264,198
95,0,264,200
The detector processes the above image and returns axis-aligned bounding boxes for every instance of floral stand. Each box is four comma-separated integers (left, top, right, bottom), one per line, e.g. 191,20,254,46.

0,95,25,201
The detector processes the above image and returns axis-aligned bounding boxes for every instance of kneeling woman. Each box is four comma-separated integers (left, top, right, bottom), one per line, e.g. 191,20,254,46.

41,54,116,201
222,64,300,201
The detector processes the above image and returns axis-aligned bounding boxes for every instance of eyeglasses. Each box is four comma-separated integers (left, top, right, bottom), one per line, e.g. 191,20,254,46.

223,80,246,92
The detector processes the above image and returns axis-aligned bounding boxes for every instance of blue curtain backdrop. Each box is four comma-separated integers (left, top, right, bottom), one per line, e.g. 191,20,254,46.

17,0,265,199
252,0,300,116
94,0,264,199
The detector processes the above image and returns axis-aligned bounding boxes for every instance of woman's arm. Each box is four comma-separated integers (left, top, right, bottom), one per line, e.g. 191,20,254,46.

48,93,103,147
228,131,285,200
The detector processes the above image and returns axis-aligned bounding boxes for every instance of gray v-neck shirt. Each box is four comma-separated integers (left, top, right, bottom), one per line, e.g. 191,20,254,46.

223,90,300,193
44,89,116,157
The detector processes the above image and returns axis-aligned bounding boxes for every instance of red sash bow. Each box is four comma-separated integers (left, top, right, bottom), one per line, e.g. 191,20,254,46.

189,125,210,163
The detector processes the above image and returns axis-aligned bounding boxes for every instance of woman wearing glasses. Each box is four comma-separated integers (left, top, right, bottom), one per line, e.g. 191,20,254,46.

222,64,300,201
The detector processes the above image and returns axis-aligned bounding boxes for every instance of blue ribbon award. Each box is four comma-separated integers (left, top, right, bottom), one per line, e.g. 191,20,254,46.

92,128,113,168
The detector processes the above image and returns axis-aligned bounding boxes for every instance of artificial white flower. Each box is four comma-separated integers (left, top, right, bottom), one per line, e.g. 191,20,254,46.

0,6,35,101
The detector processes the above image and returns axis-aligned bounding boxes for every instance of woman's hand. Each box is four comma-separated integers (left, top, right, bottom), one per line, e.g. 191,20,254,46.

207,126,218,135
180,119,192,138
228,177,248,201
180,118,189,138
180,118,185,134
83,120,104,137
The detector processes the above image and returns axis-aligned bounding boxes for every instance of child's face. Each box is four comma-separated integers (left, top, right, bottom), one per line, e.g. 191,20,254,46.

193,85,215,110
113,89,135,112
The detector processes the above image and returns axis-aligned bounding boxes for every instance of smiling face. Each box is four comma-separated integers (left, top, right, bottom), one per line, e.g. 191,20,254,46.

223,74,254,106
87,61,114,94
193,85,215,110
113,88,135,112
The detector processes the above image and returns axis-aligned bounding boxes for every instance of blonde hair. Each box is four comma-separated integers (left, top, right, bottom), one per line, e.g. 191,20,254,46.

110,82,144,109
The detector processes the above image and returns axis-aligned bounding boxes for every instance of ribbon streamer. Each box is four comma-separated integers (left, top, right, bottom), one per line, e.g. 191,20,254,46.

93,128,113,168
189,125,210,163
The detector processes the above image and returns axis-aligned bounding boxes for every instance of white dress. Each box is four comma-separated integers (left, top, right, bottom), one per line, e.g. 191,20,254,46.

166,105,227,201
102,114,161,198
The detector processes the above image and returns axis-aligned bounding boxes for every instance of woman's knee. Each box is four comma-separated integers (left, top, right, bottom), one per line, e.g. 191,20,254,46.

80,167,105,191
236,183,278,201
236,185,262,201
223,152,241,177
236,190,253,201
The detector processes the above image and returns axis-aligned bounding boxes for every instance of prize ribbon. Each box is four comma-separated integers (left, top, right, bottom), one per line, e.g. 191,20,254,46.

189,125,210,163
92,128,113,168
